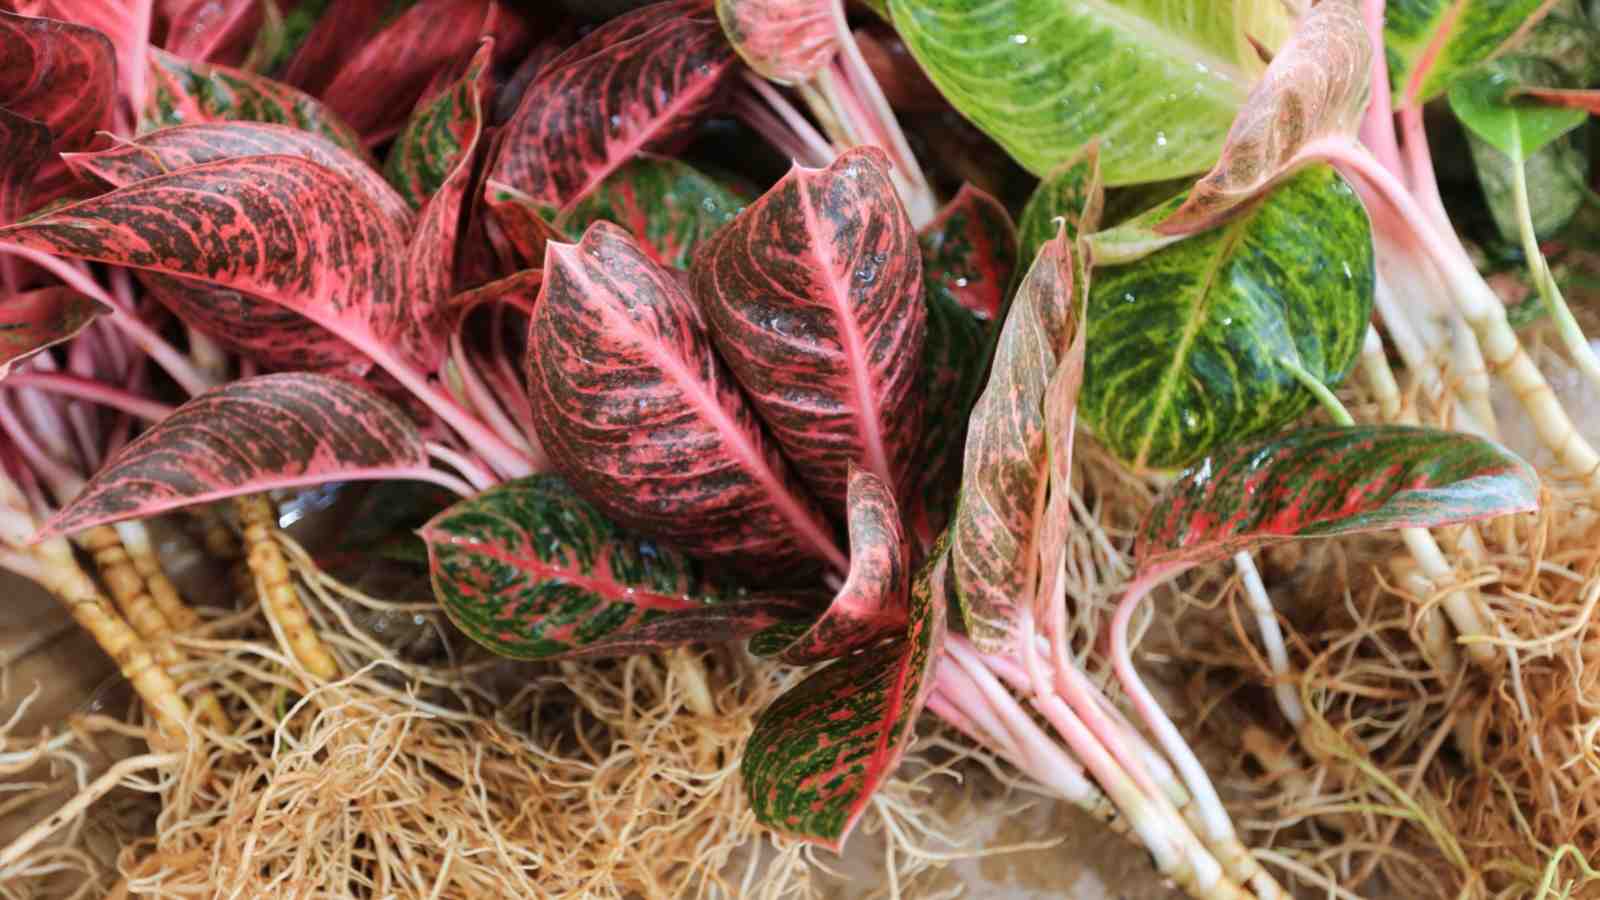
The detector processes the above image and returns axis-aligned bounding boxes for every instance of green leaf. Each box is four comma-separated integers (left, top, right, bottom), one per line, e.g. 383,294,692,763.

1136,425,1540,574
950,226,1078,650
742,530,950,850
1080,165,1373,471
383,40,492,211
887,0,1290,185
1466,119,1589,241
1015,142,1104,281
1385,0,1552,106
424,475,803,659
1448,59,1589,162
556,154,747,270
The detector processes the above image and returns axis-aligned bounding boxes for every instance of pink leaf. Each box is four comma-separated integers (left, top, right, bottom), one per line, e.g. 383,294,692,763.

691,147,926,511
527,221,848,575
716,0,838,85
0,286,110,380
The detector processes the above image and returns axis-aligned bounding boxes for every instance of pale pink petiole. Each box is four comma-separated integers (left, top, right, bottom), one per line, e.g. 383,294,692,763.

5,371,175,424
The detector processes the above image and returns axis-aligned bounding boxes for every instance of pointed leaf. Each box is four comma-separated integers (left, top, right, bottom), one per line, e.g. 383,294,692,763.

716,0,838,85
1447,57,1588,163
1157,0,1370,235
0,107,50,225
280,0,389,94
1385,0,1552,106
887,0,1292,184
44,373,432,536
486,0,738,214
62,121,413,231
949,227,1077,651
384,39,493,212
753,467,910,665
165,0,263,66
144,46,368,159
1015,142,1104,282
917,184,1017,322
0,287,110,380
0,10,115,153
742,530,949,850
0,155,416,373
1136,425,1540,574
1081,165,1373,471
424,473,812,659
556,154,746,270
528,221,848,574
692,147,926,511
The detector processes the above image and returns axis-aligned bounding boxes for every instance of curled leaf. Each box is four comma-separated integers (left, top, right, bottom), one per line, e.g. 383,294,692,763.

44,373,432,536
528,221,847,574
692,147,926,511
1136,425,1540,574
0,9,115,152
1015,141,1103,280
0,287,109,380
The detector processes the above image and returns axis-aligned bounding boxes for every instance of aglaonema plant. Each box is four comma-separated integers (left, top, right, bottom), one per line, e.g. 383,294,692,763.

0,0,1563,896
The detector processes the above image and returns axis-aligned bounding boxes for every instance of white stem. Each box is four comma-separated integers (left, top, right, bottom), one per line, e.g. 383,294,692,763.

1509,149,1600,392
1233,551,1304,727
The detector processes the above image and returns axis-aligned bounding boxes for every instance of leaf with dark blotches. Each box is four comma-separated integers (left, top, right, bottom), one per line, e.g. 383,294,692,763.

556,154,746,270
528,221,848,575
1135,425,1540,576
1016,142,1102,282
483,180,563,268
1156,0,1369,235
949,227,1077,652
43,373,434,536
0,10,115,152
692,147,926,512
396,40,495,370
144,47,368,160
751,467,910,664
445,266,541,326
0,108,50,225
486,0,737,215
1385,0,1551,106
0,155,417,374
716,0,837,85
384,40,493,211
321,0,528,142
424,473,815,659
742,529,949,850
918,184,1016,322
0,287,109,380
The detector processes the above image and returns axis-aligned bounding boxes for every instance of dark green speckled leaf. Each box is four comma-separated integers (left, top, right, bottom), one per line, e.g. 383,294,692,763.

424,475,804,659
1080,165,1373,471
143,47,367,160
384,39,493,211
742,530,950,850
887,0,1290,184
1385,0,1551,106
556,154,747,270
1137,425,1540,574
1015,143,1104,281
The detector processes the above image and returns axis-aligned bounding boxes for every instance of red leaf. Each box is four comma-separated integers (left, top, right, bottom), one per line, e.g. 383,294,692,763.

0,107,50,225
486,0,737,215
527,221,848,574
483,180,563,269
0,155,417,374
20,0,150,112
0,10,114,151
716,0,838,85
43,373,434,536
164,0,260,65
0,286,110,380
1513,86,1600,115
692,147,926,511
742,532,949,849
279,0,388,94
918,183,1017,322
756,467,910,664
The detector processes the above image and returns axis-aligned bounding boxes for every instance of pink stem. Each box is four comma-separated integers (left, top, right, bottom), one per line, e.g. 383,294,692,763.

1398,104,1456,235
733,95,824,167
450,332,537,460
0,398,84,504
5,372,175,423
1357,0,1403,175
425,442,494,494
740,74,835,166
64,341,105,470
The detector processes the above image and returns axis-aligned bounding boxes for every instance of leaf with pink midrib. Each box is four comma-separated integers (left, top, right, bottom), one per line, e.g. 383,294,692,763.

692,147,926,513
528,221,847,575
486,0,737,215
0,286,109,380
44,373,433,536
0,108,50,225
0,10,115,153
716,0,838,85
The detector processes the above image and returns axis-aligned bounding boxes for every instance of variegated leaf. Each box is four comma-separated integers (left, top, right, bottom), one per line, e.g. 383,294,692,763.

692,147,926,511
1015,142,1103,283
887,0,1292,185
918,184,1017,322
0,107,50,225
0,155,416,374
528,221,848,574
279,0,390,94
384,39,492,212
144,46,368,159
1081,166,1373,471
742,529,949,849
0,9,115,152
423,474,813,659
165,0,263,66
1136,425,1540,574
752,467,910,665
716,0,838,85
950,226,1076,651
556,154,746,270
1386,0,1554,106
486,0,737,215
0,287,109,380
483,179,563,269
1157,0,1369,235
44,373,433,535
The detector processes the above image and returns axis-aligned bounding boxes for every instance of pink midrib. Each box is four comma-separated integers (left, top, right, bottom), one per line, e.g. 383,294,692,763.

437,534,699,614
569,256,849,573
798,175,895,494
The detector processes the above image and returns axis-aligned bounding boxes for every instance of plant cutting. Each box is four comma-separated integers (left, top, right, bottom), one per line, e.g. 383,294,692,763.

0,0,1593,896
